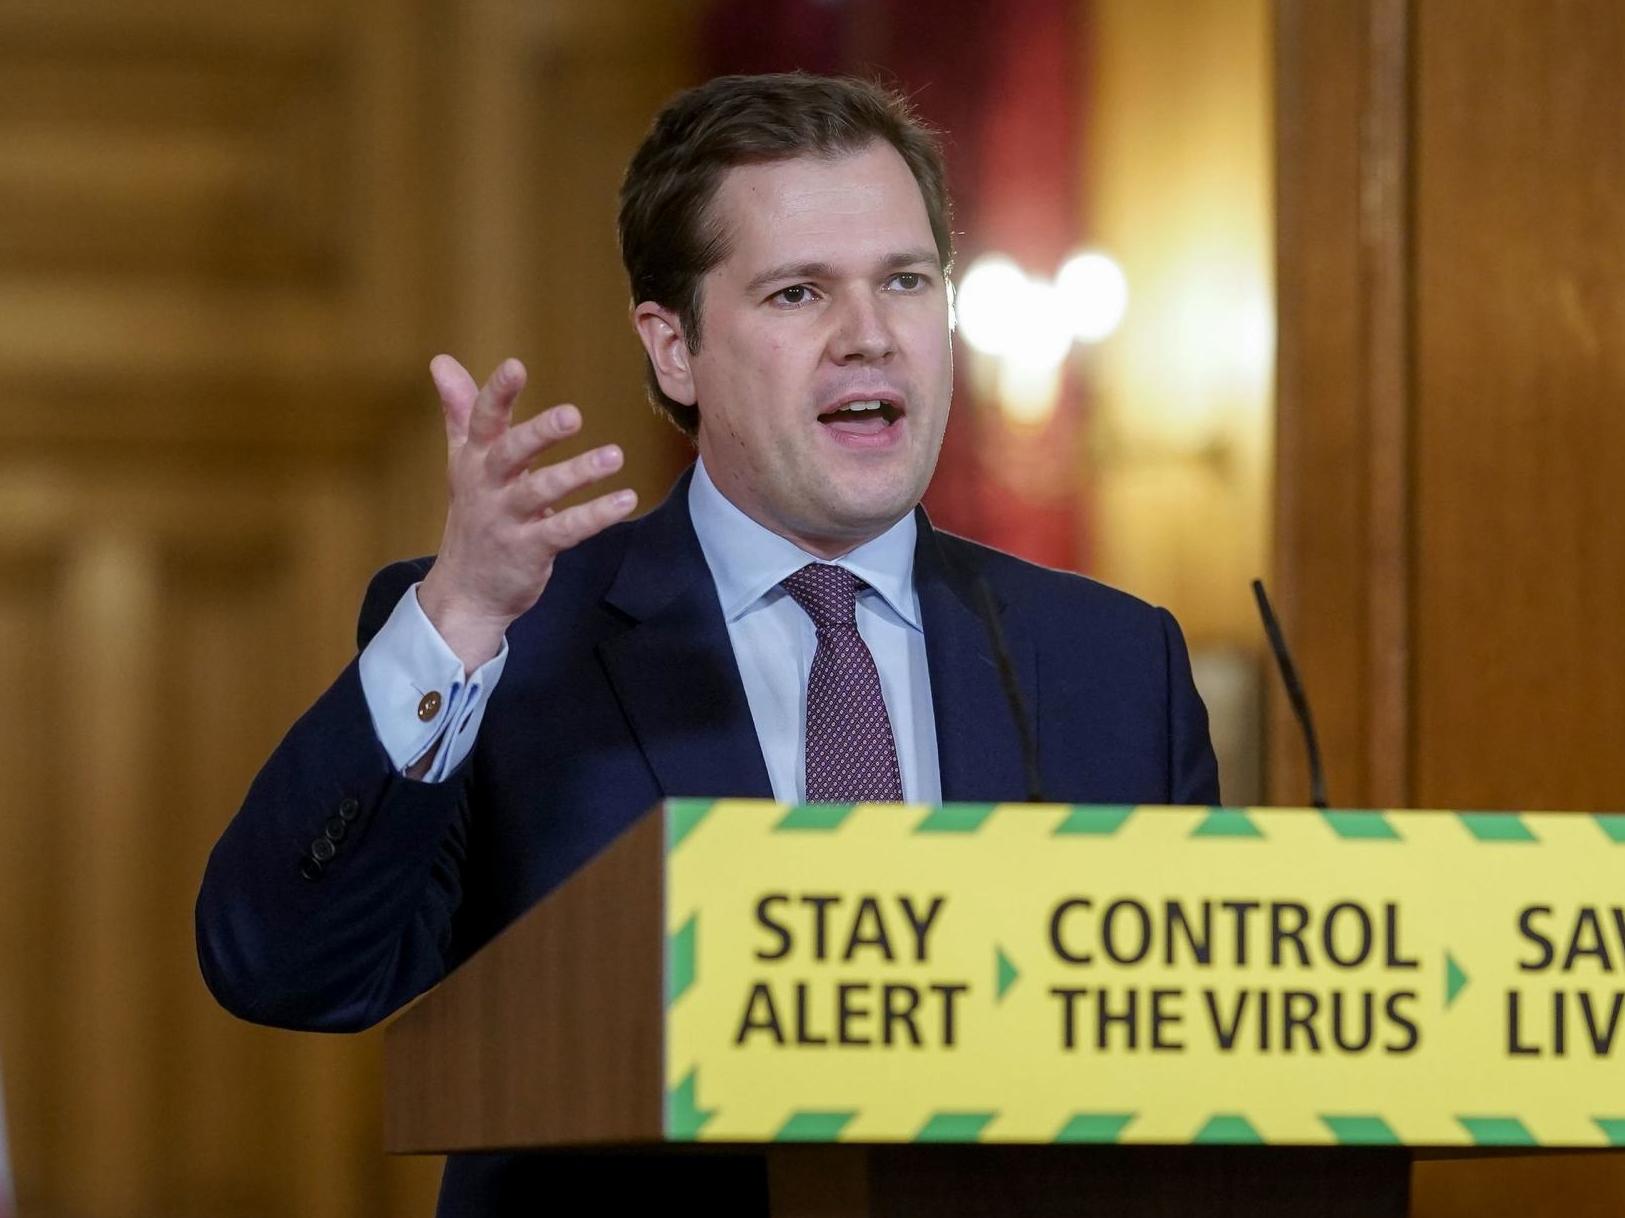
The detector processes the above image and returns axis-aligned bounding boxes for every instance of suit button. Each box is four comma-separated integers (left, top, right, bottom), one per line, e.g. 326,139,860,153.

324,818,347,841
338,797,360,822
417,691,443,721
299,857,324,881
311,837,337,863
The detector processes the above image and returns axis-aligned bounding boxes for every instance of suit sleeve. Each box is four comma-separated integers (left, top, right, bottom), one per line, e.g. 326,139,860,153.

194,558,472,1032
1157,607,1222,805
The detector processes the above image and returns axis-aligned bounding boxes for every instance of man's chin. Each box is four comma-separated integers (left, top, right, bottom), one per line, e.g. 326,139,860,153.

802,490,921,545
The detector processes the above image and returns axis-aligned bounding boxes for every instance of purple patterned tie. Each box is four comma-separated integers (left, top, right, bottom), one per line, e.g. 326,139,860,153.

780,563,905,802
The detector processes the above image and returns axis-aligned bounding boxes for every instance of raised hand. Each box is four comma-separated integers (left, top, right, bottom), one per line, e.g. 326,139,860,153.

416,355,638,670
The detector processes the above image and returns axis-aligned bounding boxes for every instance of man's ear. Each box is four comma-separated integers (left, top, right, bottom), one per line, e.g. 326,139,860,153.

631,302,697,406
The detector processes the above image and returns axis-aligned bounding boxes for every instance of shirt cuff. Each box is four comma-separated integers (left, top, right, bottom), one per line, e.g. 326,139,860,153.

356,582,508,782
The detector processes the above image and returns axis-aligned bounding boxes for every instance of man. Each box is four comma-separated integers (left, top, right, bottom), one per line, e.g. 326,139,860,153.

198,73,1218,1215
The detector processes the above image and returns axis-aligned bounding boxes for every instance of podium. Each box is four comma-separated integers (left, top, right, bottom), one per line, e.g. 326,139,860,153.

383,800,1625,1214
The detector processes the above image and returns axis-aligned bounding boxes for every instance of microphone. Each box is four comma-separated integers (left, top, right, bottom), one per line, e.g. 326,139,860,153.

970,572,1047,804
1251,578,1328,809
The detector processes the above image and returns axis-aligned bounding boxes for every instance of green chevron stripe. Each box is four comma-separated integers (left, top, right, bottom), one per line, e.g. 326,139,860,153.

666,915,696,1006
1191,808,1264,839
775,803,857,831
1445,952,1470,1007
1320,809,1402,841
1054,805,1134,835
666,1070,714,1140
1458,1116,1537,1146
915,1112,997,1142
1055,1113,1135,1143
1457,812,1538,843
1593,815,1625,844
1193,1114,1265,1143
1593,1118,1625,1146
915,803,998,833
666,799,713,852
1320,1115,1401,1145
995,946,1020,1000
774,1111,858,1142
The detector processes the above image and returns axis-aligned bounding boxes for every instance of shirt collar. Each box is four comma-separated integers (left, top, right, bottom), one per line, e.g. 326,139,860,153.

688,457,921,630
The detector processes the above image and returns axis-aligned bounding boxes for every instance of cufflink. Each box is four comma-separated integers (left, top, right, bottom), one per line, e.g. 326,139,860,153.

417,690,443,721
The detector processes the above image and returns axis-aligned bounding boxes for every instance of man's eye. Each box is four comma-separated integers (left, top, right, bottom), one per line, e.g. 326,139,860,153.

891,273,926,291
774,285,815,305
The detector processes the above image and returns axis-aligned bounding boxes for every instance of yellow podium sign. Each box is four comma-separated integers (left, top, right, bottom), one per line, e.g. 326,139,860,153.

662,801,1625,1147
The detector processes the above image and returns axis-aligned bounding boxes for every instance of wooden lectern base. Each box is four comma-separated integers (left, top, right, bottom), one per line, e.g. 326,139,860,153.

765,1144,1411,1218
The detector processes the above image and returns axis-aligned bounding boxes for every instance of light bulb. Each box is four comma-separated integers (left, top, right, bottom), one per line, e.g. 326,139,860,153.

1056,251,1129,343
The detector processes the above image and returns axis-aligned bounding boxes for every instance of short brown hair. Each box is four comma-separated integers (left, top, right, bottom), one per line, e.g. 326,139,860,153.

618,72,954,437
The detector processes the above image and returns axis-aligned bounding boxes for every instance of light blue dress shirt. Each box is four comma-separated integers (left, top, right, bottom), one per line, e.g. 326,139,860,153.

358,458,941,802
356,583,508,782
687,457,941,803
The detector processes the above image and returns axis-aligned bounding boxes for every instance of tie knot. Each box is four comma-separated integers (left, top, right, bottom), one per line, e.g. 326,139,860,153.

780,563,863,630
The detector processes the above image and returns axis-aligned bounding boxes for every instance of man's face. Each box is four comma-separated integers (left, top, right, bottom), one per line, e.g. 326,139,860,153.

681,142,953,556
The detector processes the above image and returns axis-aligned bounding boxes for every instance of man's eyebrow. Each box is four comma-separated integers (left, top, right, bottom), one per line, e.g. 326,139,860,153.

743,248,941,295
879,247,941,272
744,261,837,294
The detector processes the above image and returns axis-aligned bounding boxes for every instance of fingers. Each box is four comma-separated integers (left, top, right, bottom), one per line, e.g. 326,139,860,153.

487,403,582,481
430,354,479,449
467,358,527,447
428,349,635,565
511,443,624,517
533,487,640,551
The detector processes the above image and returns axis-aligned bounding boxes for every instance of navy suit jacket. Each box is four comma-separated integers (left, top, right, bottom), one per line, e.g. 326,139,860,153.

197,467,1219,1214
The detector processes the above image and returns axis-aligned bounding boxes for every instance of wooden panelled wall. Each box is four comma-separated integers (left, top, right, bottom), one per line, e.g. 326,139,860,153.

0,2,693,1216
1275,0,1625,1213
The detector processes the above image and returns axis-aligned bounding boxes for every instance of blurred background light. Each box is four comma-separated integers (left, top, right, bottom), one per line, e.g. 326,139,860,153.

955,249,1128,427
1004,277,1074,375
954,255,1030,357
957,249,1127,368
1056,250,1129,343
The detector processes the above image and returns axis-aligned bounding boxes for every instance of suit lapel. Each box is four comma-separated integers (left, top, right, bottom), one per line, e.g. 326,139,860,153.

915,513,1039,803
597,470,774,800
596,478,1034,805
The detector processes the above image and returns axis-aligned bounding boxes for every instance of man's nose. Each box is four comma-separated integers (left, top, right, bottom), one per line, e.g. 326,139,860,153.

830,292,895,363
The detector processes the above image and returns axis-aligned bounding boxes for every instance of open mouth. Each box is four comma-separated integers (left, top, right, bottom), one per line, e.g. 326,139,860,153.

817,399,903,435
